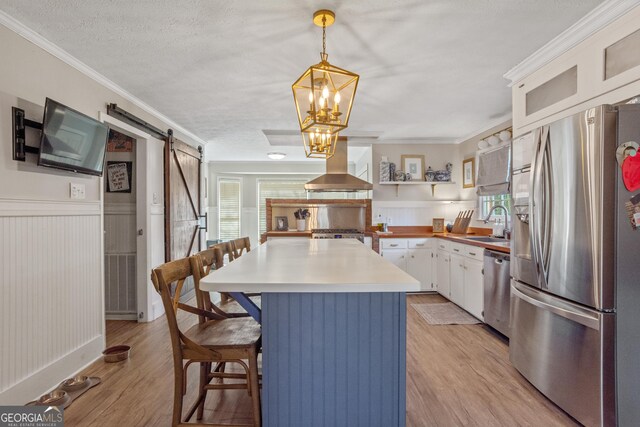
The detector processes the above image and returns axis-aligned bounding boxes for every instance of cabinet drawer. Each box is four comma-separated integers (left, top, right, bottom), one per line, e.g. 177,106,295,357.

408,238,432,249
435,239,450,252
381,239,408,249
464,245,484,261
450,242,466,255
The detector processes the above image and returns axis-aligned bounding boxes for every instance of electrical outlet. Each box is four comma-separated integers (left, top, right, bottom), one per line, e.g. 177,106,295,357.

70,183,85,200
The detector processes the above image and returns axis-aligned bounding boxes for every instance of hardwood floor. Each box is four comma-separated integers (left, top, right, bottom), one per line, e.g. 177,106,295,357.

406,294,578,427
63,294,578,426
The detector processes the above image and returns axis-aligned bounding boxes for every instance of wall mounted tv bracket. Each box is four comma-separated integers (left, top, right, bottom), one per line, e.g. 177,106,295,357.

12,107,42,161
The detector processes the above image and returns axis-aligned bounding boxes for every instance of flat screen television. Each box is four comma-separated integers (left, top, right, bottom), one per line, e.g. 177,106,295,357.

38,98,109,176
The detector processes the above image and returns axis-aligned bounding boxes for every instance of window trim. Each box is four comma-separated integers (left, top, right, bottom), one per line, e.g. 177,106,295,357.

477,193,512,222
217,176,242,240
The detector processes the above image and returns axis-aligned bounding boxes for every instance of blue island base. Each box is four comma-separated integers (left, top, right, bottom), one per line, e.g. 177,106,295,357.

262,292,407,427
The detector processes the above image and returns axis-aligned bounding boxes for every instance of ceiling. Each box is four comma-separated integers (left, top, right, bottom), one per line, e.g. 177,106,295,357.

0,0,603,161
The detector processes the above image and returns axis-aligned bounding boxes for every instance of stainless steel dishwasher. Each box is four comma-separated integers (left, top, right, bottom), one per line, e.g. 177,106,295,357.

483,250,511,337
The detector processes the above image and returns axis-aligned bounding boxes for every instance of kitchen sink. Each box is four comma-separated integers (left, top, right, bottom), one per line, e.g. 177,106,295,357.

464,236,509,243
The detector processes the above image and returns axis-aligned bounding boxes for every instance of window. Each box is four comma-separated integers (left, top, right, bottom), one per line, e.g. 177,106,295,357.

257,180,307,234
218,178,241,240
478,193,512,222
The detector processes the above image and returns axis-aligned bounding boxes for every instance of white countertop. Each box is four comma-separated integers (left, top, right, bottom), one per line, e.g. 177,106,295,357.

200,239,420,293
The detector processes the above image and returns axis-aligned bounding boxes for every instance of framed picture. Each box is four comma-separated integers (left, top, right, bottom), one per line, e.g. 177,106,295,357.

400,155,425,181
107,129,134,152
275,216,289,231
106,161,133,193
462,157,475,188
432,218,445,233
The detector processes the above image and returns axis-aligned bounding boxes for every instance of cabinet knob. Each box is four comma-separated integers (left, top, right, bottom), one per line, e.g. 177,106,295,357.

411,255,415,258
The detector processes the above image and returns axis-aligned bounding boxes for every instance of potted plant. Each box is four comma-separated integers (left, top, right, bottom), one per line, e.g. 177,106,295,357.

294,208,310,231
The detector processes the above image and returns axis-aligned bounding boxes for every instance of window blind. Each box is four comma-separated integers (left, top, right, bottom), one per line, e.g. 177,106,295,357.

476,145,512,196
218,179,241,241
258,181,307,234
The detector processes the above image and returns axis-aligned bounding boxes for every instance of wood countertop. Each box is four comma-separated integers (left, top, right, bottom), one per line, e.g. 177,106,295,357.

263,226,510,254
372,227,511,254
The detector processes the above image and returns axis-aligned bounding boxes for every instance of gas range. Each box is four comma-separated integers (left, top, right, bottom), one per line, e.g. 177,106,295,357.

311,228,365,242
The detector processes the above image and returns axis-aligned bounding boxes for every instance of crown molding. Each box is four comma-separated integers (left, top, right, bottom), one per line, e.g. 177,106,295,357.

503,0,639,86
0,10,207,147
454,114,513,144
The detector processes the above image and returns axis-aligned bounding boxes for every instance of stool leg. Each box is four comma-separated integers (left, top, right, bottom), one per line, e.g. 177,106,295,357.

173,364,185,427
248,349,261,427
197,362,208,420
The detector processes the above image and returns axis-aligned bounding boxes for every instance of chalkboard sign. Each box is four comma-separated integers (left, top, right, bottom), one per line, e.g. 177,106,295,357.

106,161,133,193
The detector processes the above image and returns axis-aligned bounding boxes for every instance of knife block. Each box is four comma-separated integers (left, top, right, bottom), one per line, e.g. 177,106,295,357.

451,210,474,234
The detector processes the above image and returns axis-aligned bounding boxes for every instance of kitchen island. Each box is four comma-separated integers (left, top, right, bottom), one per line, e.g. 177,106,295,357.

200,239,419,427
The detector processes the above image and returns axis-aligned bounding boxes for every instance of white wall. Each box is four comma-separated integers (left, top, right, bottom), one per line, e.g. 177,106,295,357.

373,142,461,201
371,140,500,228
207,161,325,244
0,24,198,404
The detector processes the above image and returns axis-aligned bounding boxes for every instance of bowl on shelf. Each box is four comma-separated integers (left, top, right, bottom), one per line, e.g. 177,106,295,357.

478,139,489,149
434,170,451,182
499,130,512,141
487,135,500,146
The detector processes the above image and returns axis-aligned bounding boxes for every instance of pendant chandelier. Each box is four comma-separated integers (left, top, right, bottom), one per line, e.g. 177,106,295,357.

292,9,359,158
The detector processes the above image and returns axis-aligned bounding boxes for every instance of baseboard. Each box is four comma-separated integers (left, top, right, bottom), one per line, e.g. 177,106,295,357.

151,298,165,321
0,335,105,405
105,313,138,321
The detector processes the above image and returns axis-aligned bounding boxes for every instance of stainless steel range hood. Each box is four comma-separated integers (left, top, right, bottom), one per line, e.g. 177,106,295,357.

305,137,373,192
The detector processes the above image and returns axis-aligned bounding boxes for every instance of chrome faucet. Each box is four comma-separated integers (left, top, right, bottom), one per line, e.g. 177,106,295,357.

483,205,510,237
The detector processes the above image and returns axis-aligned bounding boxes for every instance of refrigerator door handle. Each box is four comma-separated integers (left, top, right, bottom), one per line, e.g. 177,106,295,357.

512,284,600,330
531,126,549,288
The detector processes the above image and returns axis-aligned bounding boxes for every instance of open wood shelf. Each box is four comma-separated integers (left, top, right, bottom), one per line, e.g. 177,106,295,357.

378,181,456,196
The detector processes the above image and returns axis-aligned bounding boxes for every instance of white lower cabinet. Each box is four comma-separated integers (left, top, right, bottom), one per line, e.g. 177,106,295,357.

436,249,450,298
449,253,465,307
464,258,484,320
381,238,435,291
435,241,485,321
407,248,435,291
382,248,407,270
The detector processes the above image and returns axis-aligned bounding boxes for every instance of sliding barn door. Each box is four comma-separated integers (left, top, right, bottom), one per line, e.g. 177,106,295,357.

164,131,203,271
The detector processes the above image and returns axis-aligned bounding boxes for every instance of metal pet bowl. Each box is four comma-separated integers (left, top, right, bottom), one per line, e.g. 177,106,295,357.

60,375,89,392
37,390,69,406
102,345,131,363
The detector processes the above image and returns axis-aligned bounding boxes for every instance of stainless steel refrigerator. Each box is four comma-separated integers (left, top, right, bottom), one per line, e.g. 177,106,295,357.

509,104,640,427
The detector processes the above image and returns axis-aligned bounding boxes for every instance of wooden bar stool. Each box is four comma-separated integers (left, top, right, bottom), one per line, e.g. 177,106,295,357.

151,258,262,427
230,237,260,299
230,237,251,259
192,248,251,321
209,242,235,304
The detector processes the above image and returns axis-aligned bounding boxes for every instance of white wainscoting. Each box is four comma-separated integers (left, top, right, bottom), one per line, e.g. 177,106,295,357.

0,199,104,405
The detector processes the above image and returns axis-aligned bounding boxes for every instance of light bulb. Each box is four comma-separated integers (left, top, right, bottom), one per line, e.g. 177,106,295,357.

308,91,314,103
334,91,341,104
322,85,329,99
319,97,325,108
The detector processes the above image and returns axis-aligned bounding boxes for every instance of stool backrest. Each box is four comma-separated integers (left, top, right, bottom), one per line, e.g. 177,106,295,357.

150,259,223,363
231,237,251,259
209,242,235,265
191,247,226,323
